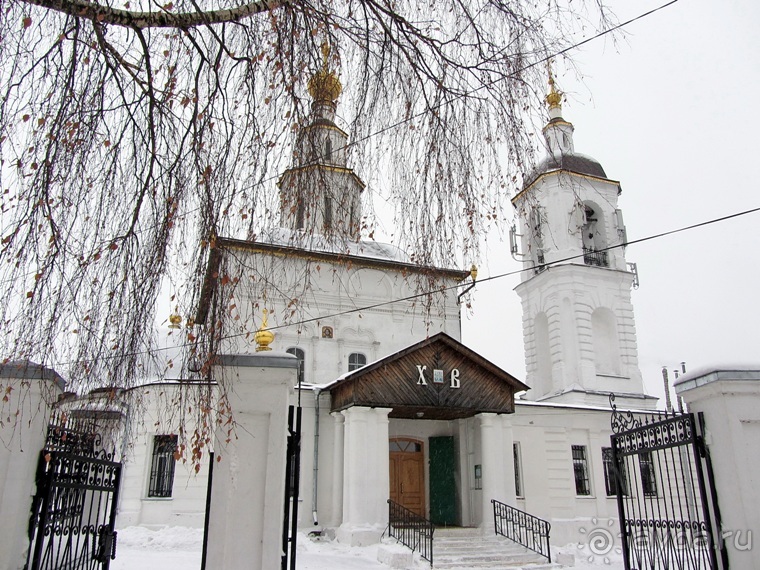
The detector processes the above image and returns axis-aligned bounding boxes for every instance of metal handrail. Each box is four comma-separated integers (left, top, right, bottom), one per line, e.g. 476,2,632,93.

491,499,551,562
385,500,435,564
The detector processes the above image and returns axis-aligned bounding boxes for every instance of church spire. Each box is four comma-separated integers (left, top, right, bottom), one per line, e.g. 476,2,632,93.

277,42,365,239
542,70,575,156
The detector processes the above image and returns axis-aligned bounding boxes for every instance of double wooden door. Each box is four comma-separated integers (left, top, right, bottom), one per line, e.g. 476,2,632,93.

389,438,425,517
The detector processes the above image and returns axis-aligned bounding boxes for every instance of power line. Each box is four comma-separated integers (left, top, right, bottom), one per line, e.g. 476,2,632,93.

52,203,760,368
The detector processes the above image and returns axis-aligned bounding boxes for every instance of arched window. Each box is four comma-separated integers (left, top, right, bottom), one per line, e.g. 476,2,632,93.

325,137,332,162
582,203,609,267
348,352,367,372
529,207,545,271
286,347,305,384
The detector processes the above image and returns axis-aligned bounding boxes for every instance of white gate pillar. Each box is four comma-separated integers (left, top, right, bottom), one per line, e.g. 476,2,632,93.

0,362,64,570
205,353,297,570
337,406,392,546
478,413,516,530
675,367,760,570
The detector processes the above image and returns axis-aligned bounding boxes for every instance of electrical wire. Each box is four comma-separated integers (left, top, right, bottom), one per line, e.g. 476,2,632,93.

51,203,760,367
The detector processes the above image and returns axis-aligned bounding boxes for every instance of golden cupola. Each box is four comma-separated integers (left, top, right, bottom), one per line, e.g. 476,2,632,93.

307,42,342,104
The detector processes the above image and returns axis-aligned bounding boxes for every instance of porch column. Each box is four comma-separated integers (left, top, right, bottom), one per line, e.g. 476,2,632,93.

330,411,344,527
478,413,516,530
338,406,392,546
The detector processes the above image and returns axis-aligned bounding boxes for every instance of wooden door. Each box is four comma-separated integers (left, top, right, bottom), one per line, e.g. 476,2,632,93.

389,438,425,517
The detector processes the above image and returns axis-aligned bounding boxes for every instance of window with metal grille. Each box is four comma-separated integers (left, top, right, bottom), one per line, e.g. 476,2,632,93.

513,442,523,497
639,451,658,497
286,347,305,384
572,445,591,496
148,435,177,498
348,352,366,372
602,447,627,496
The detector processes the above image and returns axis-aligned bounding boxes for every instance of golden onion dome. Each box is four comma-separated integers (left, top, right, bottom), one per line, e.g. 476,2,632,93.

254,309,275,352
307,42,342,103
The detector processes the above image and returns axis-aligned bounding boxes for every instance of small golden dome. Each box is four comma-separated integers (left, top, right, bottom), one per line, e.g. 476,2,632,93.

254,309,275,352
307,42,342,103
168,311,182,329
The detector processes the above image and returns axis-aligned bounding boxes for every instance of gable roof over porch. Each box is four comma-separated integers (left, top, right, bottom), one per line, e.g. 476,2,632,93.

325,333,529,420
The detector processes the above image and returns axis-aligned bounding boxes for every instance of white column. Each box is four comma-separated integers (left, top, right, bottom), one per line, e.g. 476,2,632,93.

338,406,392,546
330,411,344,527
205,353,297,570
478,413,516,530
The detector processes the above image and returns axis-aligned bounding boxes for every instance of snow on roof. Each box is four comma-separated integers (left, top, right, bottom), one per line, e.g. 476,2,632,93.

259,227,411,263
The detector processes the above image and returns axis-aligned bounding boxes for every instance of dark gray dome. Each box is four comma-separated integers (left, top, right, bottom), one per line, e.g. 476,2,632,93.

524,152,607,188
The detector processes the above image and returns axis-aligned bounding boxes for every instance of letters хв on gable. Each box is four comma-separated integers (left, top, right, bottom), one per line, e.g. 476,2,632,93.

415,365,460,389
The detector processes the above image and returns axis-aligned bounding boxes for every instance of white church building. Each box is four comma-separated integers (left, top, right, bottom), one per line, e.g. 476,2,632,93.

107,59,659,550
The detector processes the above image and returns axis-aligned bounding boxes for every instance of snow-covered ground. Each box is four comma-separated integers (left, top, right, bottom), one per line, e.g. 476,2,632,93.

111,526,623,569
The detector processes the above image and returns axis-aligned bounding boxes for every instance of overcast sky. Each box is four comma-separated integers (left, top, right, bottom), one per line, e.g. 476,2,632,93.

462,0,760,403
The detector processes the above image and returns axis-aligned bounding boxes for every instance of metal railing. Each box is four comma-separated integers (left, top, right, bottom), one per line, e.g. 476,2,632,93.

583,247,609,267
491,499,551,562
385,500,435,564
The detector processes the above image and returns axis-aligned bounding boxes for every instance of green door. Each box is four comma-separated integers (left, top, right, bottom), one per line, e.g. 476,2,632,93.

428,436,458,526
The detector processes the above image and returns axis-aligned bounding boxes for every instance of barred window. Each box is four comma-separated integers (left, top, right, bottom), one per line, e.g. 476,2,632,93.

348,352,367,372
286,347,305,384
602,447,627,496
513,442,523,497
572,445,591,496
148,435,177,498
639,451,658,497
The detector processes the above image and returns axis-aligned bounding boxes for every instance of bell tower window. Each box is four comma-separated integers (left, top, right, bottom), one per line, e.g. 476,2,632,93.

325,137,332,162
581,204,608,267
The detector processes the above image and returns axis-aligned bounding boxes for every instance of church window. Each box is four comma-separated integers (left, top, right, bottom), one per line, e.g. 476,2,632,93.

639,451,658,497
296,198,305,230
148,434,177,498
572,445,591,496
348,352,367,372
513,442,523,497
529,207,545,272
324,195,333,228
286,347,305,384
325,137,332,162
602,447,627,496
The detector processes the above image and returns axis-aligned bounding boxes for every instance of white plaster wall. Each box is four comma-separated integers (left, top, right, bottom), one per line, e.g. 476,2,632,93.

216,251,462,386
511,401,631,546
116,383,213,529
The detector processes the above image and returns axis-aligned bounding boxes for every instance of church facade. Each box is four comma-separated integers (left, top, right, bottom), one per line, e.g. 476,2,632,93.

89,59,658,550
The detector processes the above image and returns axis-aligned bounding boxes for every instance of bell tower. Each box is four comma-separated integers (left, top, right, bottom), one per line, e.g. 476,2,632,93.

512,77,656,409
278,43,365,240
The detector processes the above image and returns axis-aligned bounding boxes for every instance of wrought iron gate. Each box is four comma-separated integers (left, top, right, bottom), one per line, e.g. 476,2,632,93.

609,395,727,570
26,417,122,570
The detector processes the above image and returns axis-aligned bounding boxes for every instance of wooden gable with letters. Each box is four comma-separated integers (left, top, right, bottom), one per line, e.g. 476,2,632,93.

327,333,530,420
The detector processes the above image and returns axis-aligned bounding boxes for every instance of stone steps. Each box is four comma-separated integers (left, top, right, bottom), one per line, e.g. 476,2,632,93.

432,528,556,570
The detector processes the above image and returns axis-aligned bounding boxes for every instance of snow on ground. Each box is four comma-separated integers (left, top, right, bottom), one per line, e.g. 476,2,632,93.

111,526,623,569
